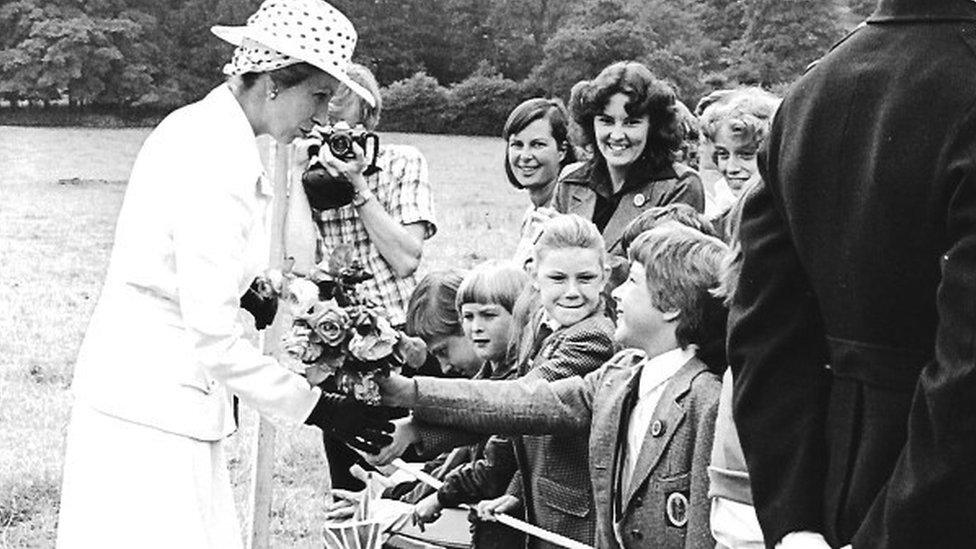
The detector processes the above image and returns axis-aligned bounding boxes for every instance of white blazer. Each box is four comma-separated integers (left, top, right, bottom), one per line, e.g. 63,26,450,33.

72,85,320,441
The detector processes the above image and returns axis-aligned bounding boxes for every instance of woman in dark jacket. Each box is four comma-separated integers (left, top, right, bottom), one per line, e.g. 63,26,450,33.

555,61,704,256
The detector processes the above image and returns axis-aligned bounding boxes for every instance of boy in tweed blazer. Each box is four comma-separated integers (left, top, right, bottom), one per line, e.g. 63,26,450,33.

381,223,728,548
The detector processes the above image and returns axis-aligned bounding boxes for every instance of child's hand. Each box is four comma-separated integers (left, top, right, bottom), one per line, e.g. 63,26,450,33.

323,488,363,521
365,416,419,467
474,494,520,522
412,493,443,525
376,371,415,407
395,333,428,370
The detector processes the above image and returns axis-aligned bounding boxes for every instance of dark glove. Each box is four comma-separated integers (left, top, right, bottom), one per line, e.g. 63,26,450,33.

240,277,278,330
305,392,395,455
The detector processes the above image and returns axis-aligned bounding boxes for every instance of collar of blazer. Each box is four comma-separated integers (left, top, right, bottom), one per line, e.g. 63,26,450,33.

619,355,709,513
518,306,607,371
559,159,683,253
871,0,976,22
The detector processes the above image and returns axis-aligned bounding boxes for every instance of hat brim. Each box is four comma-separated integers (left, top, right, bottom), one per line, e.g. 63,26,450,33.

211,25,375,107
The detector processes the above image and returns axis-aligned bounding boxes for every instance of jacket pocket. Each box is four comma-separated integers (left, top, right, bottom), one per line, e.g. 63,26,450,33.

654,472,691,547
536,476,591,518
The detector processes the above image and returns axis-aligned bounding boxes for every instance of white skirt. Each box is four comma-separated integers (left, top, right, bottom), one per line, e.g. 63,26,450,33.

57,402,243,549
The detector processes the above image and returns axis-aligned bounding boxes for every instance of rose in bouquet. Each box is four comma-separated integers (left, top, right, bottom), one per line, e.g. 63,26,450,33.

265,246,402,405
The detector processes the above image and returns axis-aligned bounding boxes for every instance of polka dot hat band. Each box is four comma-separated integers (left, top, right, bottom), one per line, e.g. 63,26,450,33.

222,38,298,77
211,0,375,107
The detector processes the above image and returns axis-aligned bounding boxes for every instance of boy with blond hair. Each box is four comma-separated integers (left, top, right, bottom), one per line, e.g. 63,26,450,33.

380,222,728,548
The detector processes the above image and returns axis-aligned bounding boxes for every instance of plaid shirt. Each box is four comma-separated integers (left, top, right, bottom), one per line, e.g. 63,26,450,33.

313,144,437,326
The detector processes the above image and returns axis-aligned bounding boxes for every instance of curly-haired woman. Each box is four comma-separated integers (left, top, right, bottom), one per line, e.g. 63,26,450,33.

555,61,704,255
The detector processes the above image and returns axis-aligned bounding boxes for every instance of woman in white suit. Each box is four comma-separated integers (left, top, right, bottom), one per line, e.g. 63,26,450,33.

55,1,392,547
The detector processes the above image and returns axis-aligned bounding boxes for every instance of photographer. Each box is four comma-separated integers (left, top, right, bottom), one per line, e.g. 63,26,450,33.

291,63,436,327
291,63,437,490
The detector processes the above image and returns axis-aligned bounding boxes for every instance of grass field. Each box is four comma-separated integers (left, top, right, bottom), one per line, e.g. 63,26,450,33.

0,126,526,547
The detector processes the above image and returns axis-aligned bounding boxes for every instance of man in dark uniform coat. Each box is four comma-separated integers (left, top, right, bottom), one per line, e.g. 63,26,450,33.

727,0,976,547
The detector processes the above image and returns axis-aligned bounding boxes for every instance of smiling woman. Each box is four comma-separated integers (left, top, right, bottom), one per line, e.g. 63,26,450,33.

502,98,577,266
553,61,705,257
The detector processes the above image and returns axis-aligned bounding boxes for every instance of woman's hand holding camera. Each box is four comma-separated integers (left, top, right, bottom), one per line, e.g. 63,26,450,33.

316,139,368,189
297,123,368,187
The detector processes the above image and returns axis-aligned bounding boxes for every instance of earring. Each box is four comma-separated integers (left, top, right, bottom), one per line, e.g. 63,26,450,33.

269,87,278,100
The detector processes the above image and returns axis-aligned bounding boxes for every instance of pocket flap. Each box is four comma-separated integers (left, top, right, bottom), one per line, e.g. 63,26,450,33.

536,476,591,518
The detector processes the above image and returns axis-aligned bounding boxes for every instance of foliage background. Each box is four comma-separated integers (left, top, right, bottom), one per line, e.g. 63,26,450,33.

0,0,870,134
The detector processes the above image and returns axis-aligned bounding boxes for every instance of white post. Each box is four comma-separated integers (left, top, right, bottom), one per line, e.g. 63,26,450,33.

247,139,292,549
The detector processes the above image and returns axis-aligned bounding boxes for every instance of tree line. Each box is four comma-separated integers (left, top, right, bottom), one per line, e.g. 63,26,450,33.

0,0,874,133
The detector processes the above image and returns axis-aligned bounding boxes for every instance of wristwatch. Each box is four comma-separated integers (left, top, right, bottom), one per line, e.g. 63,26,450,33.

351,187,374,208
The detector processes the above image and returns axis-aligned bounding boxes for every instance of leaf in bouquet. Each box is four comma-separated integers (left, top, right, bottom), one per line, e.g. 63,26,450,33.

283,278,320,317
348,331,396,362
305,362,336,386
353,373,382,406
352,311,374,336
316,280,339,301
340,260,374,285
328,244,356,273
302,340,325,363
321,348,347,371
373,315,398,339
282,325,315,361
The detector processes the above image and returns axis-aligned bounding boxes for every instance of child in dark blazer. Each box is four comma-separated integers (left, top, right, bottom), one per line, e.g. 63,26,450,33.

380,222,728,549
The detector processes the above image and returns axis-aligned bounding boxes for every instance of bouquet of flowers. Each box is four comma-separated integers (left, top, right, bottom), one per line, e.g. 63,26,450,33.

257,246,402,405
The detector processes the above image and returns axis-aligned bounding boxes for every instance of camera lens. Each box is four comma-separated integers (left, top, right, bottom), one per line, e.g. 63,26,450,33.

330,134,352,157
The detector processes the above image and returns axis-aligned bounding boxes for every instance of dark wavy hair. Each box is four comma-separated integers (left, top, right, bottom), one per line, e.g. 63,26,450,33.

239,62,322,90
568,61,684,174
503,98,577,189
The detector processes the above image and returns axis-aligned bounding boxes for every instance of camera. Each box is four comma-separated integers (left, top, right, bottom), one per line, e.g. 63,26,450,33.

310,123,376,161
302,123,380,210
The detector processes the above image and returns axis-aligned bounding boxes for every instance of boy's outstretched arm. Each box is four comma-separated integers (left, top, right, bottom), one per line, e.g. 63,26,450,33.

379,370,601,436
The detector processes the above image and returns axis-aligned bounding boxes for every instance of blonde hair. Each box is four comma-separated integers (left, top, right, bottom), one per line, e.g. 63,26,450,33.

455,261,531,314
700,87,780,150
332,62,383,130
531,214,607,267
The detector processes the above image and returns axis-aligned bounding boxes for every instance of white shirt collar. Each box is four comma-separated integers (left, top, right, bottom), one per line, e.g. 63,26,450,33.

637,346,695,400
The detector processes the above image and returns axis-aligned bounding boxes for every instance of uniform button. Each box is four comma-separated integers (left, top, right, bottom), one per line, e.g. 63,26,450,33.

651,420,665,437
631,529,643,540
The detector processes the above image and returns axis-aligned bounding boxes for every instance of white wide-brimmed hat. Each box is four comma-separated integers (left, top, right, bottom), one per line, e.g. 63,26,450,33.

212,0,374,106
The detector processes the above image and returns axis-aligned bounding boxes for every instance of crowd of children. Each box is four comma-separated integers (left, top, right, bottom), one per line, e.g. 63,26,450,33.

318,60,781,549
